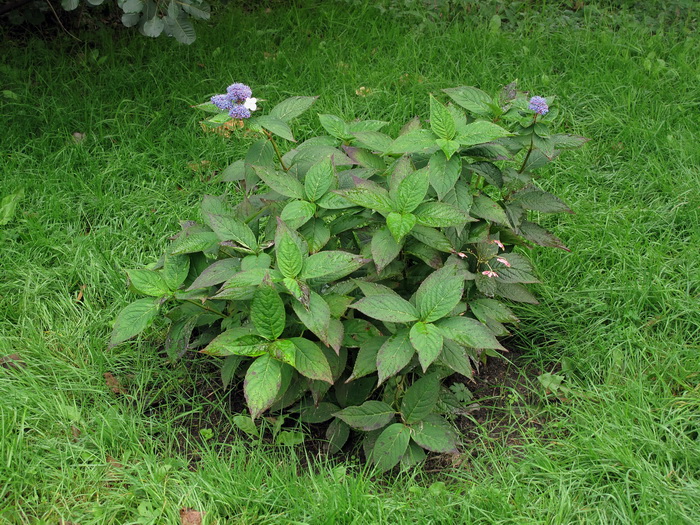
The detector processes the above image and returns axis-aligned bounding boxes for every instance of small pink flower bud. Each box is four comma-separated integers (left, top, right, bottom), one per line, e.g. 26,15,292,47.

491,239,505,250
496,257,511,267
482,270,499,278
456,252,468,259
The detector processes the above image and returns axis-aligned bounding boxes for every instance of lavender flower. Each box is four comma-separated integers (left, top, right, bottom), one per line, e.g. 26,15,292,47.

229,104,251,119
211,94,232,111
227,83,253,103
528,96,549,115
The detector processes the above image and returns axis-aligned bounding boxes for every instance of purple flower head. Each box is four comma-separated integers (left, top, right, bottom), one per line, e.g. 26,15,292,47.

528,96,549,115
211,94,232,111
227,83,253,103
229,104,251,119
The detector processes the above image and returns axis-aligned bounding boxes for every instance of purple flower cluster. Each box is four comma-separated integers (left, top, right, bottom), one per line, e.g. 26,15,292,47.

211,83,254,119
528,96,549,115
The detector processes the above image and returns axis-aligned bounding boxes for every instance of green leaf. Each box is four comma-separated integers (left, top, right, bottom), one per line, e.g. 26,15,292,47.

414,202,468,228
253,166,305,199
300,251,367,283
411,415,459,453
164,12,196,44
351,294,418,324
62,0,80,9
291,291,331,346
241,253,272,271
470,195,509,225
470,299,518,323
221,355,243,389
436,317,504,350
142,16,165,38
244,354,283,419
371,423,411,472
401,441,427,467
388,129,437,155
275,220,305,279
344,146,387,171
456,121,510,147
429,95,456,140
319,114,349,140
219,160,245,182
244,139,275,186
377,328,415,384
121,0,143,13
492,253,539,284
326,419,350,454
205,213,258,252
435,138,461,160
187,258,239,290
371,227,402,273
298,218,331,253
269,96,318,122
233,414,259,437
213,268,274,300
280,200,316,230
518,221,569,251
202,331,267,357
428,151,461,200
401,374,440,424
442,86,492,116
467,161,503,188
0,189,23,226
251,285,285,340
347,120,388,133
409,322,444,372
256,115,295,142
440,340,473,379
410,225,454,253
342,320,381,348
351,131,393,154
290,337,333,383
334,182,393,215
333,400,395,431
304,158,334,202
267,339,296,366
169,232,220,255
347,335,385,381
165,314,199,361
386,212,416,243
394,168,430,213
512,186,573,214
127,269,170,297
415,266,464,322
109,298,160,347
444,180,473,216
161,253,190,291
180,0,210,19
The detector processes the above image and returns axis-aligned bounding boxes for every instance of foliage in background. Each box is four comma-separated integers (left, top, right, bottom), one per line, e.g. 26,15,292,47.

111,82,586,470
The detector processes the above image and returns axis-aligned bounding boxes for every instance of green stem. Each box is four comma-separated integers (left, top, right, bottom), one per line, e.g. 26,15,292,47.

184,299,226,318
518,114,538,174
265,130,289,172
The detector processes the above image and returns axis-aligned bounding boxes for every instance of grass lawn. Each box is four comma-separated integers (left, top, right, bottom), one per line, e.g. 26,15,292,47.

1,1,698,523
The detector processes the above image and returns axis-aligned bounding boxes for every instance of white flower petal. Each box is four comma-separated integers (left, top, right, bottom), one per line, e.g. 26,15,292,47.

243,97,258,111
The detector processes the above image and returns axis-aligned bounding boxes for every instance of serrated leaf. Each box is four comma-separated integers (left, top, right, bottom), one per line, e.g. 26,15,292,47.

440,340,473,378
428,151,461,200
110,298,160,347
304,158,334,202
233,414,259,436
401,374,440,424
470,299,519,324
251,285,285,340
492,281,539,304
180,0,210,20
343,146,386,171
169,231,220,255
165,314,199,361
371,227,402,273
436,317,504,350
352,131,393,154
269,96,318,122
201,330,266,357
394,168,430,213
219,159,245,181
492,253,539,284
298,218,330,253
512,186,572,214
467,161,503,188
187,259,239,290
377,329,415,384
410,225,454,253
291,291,331,345
371,423,411,472
164,12,196,44
470,194,509,225
411,415,459,453
388,129,437,155
127,269,170,297
442,86,492,116
386,212,416,242
253,166,305,199
299,251,366,283
443,180,473,215
299,401,339,423
275,220,305,279
205,212,258,252
334,400,395,431
343,320,381,349
290,337,333,383
267,339,296,366
409,322,444,372
334,182,393,215
162,253,190,291
351,294,418,324
414,202,469,227
319,114,349,140
430,95,456,140
415,266,464,322
456,121,510,147
244,354,283,419
280,200,316,230
256,115,295,142
518,220,569,251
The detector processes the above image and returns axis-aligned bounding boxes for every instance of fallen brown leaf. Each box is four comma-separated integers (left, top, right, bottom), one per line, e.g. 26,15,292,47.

0,353,25,369
180,508,204,525
75,284,86,303
104,372,125,394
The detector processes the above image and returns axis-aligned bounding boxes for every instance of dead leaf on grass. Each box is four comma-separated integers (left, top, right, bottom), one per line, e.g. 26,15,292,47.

180,508,204,525
75,284,86,303
104,372,125,394
72,132,86,143
0,353,25,369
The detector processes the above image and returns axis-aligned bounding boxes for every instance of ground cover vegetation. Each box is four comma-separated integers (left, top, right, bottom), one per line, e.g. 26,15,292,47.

1,0,698,522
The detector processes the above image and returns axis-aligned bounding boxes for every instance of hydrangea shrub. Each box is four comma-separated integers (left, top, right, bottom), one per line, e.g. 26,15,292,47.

110,82,587,471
